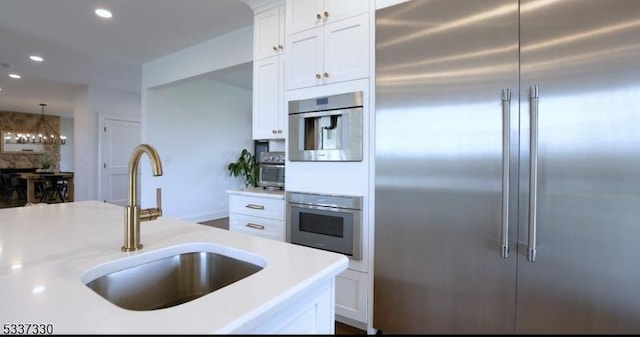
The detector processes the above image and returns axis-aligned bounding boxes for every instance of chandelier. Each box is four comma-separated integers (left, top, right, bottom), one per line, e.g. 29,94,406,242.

3,103,67,145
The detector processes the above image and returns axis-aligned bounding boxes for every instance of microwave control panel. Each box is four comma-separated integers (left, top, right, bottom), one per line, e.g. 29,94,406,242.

260,151,285,165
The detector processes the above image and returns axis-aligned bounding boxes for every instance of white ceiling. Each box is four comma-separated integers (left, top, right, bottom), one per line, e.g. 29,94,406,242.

0,0,256,118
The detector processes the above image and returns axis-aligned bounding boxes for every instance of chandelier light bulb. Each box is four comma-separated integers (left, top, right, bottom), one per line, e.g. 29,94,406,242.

4,104,67,146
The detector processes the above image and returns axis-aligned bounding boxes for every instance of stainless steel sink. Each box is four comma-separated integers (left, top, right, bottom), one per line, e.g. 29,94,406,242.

84,250,263,311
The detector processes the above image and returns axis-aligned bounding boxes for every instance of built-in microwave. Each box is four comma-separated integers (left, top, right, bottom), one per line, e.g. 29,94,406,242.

288,91,363,161
286,191,362,260
258,151,285,189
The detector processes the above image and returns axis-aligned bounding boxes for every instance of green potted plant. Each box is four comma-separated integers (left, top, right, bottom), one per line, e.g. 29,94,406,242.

227,148,258,188
41,156,52,171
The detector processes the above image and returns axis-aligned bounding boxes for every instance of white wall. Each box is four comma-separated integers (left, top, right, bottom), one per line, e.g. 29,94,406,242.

142,26,253,90
73,86,140,201
141,25,253,220
59,116,74,172
147,79,252,221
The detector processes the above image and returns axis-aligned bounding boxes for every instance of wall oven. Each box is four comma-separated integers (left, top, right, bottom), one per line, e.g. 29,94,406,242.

286,191,362,260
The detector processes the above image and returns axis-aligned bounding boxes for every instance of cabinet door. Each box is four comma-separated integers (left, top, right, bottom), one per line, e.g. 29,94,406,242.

286,0,323,35
286,0,369,35
254,7,283,60
336,269,368,324
323,0,369,25
276,55,286,136
253,57,281,139
286,28,324,90
323,14,369,85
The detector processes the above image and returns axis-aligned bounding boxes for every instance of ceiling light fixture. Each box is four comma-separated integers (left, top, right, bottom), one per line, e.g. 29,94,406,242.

29,55,44,62
3,104,67,145
95,8,112,18
8,73,21,79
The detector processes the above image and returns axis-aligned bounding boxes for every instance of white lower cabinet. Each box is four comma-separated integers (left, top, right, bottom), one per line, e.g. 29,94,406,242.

228,192,285,241
229,213,284,241
238,279,335,335
240,278,336,334
335,268,368,325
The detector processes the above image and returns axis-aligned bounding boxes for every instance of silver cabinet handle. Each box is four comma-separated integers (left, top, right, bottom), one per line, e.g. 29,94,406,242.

315,73,322,79
246,223,265,230
246,204,265,210
501,88,511,258
272,46,278,51
528,85,539,262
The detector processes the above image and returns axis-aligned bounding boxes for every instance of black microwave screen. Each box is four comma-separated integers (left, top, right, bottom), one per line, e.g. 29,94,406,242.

299,213,348,238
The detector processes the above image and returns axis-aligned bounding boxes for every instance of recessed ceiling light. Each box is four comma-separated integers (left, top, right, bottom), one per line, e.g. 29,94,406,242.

95,8,112,18
9,73,21,79
29,55,44,62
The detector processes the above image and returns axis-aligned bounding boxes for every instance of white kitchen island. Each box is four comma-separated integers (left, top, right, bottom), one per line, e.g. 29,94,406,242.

0,201,347,334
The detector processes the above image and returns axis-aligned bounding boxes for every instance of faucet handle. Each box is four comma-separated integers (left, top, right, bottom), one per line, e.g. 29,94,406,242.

140,188,162,222
155,187,162,217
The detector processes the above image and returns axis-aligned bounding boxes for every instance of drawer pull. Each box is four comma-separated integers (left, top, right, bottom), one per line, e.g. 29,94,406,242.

246,223,265,230
246,204,265,210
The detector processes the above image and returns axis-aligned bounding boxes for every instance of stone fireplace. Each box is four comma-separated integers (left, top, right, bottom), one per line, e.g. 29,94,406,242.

0,110,62,170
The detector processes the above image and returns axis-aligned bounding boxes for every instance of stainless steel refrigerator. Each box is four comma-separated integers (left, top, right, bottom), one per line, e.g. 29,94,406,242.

373,0,640,334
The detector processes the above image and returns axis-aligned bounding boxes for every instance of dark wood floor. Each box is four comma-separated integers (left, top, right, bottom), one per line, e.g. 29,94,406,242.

198,217,229,230
199,218,367,335
335,322,367,334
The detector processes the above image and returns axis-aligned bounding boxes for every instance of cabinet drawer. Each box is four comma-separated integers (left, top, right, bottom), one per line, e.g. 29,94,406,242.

229,195,285,220
229,213,285,242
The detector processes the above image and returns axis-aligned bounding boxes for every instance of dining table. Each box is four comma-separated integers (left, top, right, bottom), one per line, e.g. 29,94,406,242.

16,172,74,204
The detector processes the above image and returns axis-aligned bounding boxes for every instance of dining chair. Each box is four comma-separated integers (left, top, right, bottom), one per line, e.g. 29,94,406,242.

0,173,27,204
39,175,67,203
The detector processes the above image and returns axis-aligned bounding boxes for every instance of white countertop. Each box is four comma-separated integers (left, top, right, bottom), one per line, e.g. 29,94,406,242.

226,187,285,199
0,201,347,334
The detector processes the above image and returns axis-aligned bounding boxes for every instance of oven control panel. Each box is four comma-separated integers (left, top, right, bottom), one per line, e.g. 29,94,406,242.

260,151,285,165
286,191,362,210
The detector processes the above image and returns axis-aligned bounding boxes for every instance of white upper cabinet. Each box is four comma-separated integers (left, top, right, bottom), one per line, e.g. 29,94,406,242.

252,1,286,140
253,56,286,139
286,13,369,90
286,0,370,35
254,5,286,61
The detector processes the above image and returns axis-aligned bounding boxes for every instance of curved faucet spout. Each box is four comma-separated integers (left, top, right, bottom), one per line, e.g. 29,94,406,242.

128,144,163,208
123,144,163,252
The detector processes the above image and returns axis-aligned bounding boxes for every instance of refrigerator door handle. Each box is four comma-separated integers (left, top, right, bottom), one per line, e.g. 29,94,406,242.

528,85,539,262
501,88,511,258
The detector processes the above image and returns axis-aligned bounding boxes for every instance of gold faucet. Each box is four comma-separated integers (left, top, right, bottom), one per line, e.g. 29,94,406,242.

122,144,163,252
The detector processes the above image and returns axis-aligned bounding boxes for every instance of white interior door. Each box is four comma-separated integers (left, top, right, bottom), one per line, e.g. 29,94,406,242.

99,116,141,206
